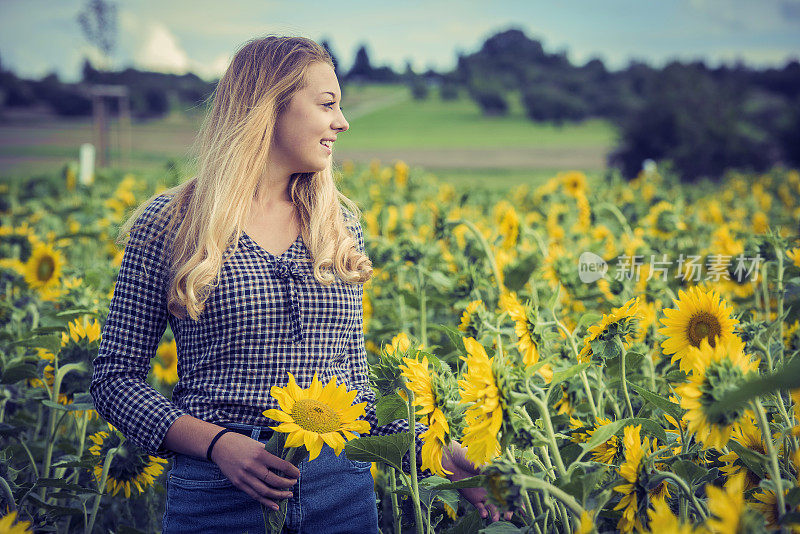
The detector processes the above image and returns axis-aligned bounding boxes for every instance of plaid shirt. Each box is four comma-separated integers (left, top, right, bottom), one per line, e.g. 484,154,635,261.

90,193,426,471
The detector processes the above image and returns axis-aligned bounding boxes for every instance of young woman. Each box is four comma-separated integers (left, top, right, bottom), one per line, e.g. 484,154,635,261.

90,35,509,533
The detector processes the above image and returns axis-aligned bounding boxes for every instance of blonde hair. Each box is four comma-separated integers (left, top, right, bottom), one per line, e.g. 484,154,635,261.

117,35,372,321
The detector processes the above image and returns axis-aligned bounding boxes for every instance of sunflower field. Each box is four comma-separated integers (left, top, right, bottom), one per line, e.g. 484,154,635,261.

2,161,800,533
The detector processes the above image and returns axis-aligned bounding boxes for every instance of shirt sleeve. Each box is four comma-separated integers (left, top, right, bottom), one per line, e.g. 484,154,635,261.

90,195,187,460
344,214,431,478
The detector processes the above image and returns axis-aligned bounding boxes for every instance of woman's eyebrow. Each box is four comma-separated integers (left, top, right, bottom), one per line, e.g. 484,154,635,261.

321,91,340,99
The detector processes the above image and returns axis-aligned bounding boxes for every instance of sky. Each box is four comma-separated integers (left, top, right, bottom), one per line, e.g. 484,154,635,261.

1,0,799,82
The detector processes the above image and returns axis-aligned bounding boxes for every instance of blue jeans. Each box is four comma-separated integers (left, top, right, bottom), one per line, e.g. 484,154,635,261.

162,422,378,534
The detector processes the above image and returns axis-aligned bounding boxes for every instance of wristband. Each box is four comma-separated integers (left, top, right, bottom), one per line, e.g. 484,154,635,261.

206,428,233,462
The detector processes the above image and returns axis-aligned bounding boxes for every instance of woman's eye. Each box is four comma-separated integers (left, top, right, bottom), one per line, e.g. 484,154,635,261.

324,102,344,111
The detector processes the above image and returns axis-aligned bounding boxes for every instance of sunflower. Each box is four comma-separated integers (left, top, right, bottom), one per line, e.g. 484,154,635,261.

704,472,765,533
579,297,640,363
458,337,503,466
22,240,65,300
570,416,623,464
493,200,520,250
560,170,588,198
0,510,33,533
553,384,575,416
385,332,412,356
675,336,759,450
575,510,595,534
788,248,800,269
88,423,168,498
658,286,739,373
263,372,370,461
613,425,670,533
750,490,794,531
644,499,693,534
399,354,452,476
718,412,766,490
458,299,484,338
152,338,178,385
499,292,543,368
642,201,686,239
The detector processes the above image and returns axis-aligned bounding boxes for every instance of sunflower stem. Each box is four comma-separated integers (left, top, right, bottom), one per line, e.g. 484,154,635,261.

518,474,586,518
656,470,708,520
0,475,15,512
752,398,786,519
417,265,428,347
86,438,122,534
389,467,402,534
616,338,634,419
774,243,786,367
553,317,599,420
527,392,566,477
448,219,504,298
402,386,425,534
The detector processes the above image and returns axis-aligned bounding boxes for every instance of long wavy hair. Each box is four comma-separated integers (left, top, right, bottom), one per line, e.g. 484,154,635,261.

117,35,372,321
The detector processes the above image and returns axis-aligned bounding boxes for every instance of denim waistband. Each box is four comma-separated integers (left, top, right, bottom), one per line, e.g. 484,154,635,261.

220,422,275,442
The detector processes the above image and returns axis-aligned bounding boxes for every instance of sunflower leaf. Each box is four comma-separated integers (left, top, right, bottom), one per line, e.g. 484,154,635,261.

627,381,685,420
705,355,800,419
376,393,409,426
344,432,414,472
445,509,483,534
727,441,769,479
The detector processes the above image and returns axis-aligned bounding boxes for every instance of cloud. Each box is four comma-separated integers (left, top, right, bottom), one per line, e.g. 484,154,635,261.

135,22,190,74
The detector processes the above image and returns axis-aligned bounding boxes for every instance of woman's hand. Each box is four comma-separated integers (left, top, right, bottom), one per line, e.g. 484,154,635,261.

211,432,301,511
441,441,514,523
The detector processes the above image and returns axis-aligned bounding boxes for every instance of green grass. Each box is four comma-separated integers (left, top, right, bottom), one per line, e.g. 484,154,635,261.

338,84,619,150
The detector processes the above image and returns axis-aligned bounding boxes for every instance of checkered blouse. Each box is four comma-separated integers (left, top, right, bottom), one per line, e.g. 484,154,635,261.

90,193,425,468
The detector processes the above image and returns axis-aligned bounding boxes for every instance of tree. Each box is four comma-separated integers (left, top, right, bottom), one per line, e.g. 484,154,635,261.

348,45,374,80
77,0,117,69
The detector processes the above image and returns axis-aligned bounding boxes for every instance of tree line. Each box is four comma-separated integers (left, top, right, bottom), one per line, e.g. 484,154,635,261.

1,28,798,181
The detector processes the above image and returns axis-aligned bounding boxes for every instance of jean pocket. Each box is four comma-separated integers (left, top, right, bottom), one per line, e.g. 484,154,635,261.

345,457,372,471
168,468,235,489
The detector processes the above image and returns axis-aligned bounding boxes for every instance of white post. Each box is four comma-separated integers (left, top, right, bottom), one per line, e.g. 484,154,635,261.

79,143,95,186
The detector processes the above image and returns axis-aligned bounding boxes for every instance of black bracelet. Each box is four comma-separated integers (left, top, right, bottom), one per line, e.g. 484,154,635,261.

206,428,232,462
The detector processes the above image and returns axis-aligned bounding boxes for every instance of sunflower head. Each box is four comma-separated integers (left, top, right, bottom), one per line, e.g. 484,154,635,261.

57,317,102,397
675,335,759,449
580,297,640,363
658,286,739,372
264,372,369,461
87,423,168,498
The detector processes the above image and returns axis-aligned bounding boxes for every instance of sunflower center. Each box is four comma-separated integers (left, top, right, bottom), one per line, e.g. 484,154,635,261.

687,312,722,347
291,399,341,433
37,256,56,282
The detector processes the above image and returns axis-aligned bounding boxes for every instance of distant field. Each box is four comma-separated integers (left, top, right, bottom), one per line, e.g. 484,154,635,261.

0,83,618,188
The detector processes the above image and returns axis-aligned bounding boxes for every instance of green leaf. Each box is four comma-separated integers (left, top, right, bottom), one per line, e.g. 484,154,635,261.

628,381,684,420
728,441,769,479
446,509,483,534
627,418,668,444
34,478,99,494
1,363,39,384
343,432,413,472
705,355,800,419
550,362,590,388
580,419,626,457
480,522,525,533
670,460,708,486
376,393,409,426
12,334,61,355
428,475,486,490
41,400,95,412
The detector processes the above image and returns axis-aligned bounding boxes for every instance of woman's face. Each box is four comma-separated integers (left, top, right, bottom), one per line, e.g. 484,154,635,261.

271,61,349,174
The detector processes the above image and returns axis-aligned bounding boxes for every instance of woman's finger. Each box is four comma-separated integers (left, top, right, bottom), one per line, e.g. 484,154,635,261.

475,501,489,519
234,478,280,511
247,473,294,501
